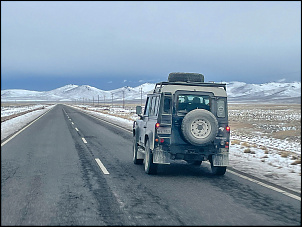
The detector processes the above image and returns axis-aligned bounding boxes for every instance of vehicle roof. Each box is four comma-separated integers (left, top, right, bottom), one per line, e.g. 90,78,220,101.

150,82,227,97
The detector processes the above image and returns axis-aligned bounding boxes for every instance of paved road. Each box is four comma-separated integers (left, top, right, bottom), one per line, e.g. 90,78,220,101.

1,104,301,225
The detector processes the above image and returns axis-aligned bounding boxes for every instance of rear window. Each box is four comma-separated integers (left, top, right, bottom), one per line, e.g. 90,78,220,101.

177,94,211,112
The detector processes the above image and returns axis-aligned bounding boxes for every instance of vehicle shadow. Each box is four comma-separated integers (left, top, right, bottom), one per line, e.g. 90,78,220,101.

155,161,222,178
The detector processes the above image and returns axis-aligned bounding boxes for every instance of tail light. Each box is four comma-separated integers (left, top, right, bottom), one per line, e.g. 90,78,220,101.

155,138,164,143
225,141,229,148
226,126,230,132
155,123,160,128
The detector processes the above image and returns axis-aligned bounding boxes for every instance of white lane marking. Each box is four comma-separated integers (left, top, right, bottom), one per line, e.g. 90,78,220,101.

227,169,301,201
82,137,87,144
75,128,79,131
69,119,71,121
71,122,74,125
1,105,56,147
95,158,110,174
65,104,301,201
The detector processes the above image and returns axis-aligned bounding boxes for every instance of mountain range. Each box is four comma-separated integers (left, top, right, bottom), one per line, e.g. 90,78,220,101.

1,81,301,103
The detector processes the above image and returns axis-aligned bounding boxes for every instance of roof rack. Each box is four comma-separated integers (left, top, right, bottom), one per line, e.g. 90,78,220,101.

153,81,226,93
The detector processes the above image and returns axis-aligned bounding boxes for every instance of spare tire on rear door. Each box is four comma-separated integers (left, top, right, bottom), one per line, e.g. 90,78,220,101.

181,109,218,146
168,72,204,82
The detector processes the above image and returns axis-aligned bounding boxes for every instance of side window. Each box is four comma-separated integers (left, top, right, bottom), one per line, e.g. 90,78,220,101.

149,96,157,116
217,99,225,118
154,96,160,116
163,96,172,114
144,97,150,116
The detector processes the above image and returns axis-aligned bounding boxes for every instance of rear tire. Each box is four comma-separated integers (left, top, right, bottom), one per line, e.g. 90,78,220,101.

210,157,226,176
144,140,157,174
211,165,226,176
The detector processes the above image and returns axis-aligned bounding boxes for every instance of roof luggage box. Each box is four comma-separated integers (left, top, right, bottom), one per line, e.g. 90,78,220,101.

168,72,204,83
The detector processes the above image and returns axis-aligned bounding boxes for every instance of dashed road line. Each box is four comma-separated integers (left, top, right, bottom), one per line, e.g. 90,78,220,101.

71,122,74,125
82,137,87,144
95,158,110,174
75,128,79,131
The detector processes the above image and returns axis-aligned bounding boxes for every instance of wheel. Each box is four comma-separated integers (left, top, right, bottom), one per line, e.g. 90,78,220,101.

133,136,143,165
211,165,226,176
168,72,204,82
144,140,157,174
210,156,226,176
181,109,218,146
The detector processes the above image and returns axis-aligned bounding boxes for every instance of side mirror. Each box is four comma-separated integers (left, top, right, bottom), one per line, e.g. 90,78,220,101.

136,106,142,115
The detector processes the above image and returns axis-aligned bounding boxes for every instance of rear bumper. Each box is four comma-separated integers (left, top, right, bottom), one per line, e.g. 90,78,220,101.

158,143,219,154
153,144,229,165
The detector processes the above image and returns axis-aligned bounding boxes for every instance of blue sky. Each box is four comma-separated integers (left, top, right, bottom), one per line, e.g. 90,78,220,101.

1,1,301,91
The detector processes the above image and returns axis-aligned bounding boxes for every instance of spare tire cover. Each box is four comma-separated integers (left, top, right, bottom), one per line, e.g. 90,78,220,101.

168,72,204,82
181,109,218,146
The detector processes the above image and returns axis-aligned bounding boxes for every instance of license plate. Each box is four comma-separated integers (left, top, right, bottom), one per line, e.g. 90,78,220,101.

157,127,171,134
212,154,229,166
219,148,228,152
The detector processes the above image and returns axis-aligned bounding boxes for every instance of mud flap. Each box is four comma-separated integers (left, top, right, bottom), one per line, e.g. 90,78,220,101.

137,147,145,159
212,153,229,166
153,149,170,164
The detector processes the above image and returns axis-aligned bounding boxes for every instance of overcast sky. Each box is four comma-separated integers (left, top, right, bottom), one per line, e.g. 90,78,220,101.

1,1,301,91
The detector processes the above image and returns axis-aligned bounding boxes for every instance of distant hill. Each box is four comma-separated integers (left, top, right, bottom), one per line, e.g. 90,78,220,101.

1,81,301,103
226,81,301,103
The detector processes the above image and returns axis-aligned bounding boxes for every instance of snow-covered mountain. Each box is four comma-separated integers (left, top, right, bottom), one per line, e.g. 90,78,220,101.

1,81,300,103
226,81,301,103
1,83,155,102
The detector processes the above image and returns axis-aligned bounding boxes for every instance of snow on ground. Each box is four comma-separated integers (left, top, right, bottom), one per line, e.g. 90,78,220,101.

1,103,300,193
230,143,301,192
1,105,55,141
1,104,47,117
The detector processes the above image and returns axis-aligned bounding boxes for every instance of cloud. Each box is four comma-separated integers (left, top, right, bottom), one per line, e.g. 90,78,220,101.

277,78,286,82
1,1,300,89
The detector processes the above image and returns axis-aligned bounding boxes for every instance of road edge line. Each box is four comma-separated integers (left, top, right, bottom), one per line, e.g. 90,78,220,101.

1,105,56,147
227,169,301,201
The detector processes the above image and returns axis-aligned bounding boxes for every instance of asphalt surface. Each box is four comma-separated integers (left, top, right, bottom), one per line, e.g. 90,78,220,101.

1,104,301,225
